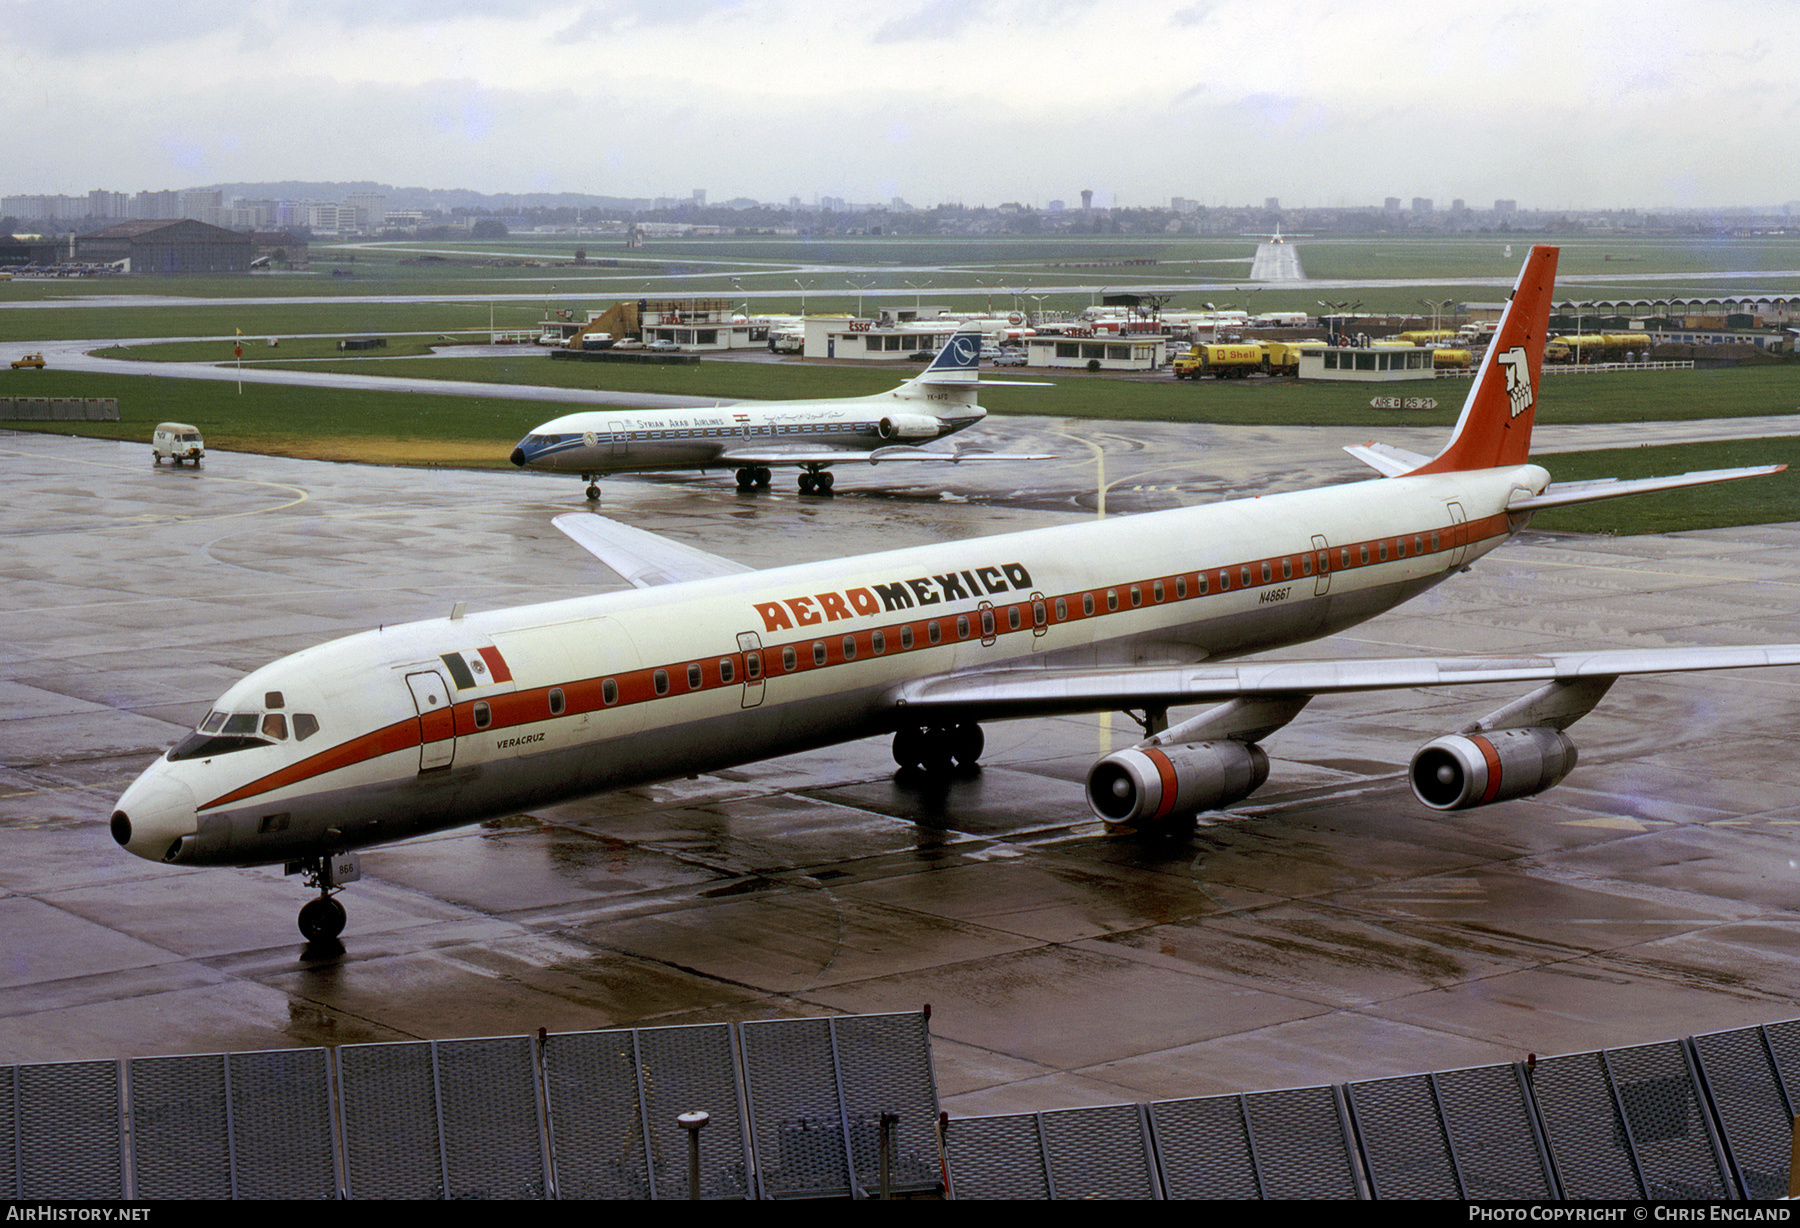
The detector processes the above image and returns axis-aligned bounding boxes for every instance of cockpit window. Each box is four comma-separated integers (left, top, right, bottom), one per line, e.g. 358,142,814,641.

168,706,318,760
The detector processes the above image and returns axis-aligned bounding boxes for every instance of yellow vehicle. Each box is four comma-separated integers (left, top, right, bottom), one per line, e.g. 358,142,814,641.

10,352,45,369
1261,340,1327,377
1432,348,1473,369
1172,343,1265,379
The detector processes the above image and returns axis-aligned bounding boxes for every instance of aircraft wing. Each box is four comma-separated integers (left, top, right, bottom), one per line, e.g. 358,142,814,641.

718,444,1057,467
889,646,1800,723
552,512,754,588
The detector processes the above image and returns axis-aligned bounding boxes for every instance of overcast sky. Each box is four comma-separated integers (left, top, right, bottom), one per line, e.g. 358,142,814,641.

4,0,1792,211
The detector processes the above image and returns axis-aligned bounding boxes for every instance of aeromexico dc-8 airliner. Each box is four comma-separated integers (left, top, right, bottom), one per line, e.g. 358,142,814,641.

508,328,1050,499
113,247,1800,942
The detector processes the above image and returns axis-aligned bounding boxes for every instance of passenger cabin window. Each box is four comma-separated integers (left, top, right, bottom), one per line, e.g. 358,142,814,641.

956,615,970,639
473,701,491,730
1010,606,1023,631
720,658,735,683
813,641,827,666
1107,590,1119,612
1153,580,1164,603
602,679,619,706
872,630,886,655
842,635,857,661
1082,593,1095,616
1055,597,1068,620
549,688,566,716
1218,570,1230,591
928,622,941,645
782,645,797,671
1129,586,1141,608
980,609,995,637
900,626,915,650
745,653,761,680
687,663,703,690
653,670,669,696
1176,577,1188,599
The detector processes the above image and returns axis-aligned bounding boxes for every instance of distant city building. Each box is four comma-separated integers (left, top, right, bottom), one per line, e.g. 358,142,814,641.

1495,199,1517,214
1412,197,1432,214
344,193,387,231
1385,197,1401,212
1080,189,1094,210
691,189,706,205
1265,197,1280,212
1047,200,1065,213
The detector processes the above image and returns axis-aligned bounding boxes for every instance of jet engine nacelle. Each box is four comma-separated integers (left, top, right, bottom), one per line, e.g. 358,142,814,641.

878,414,940,440
1085,740,1270,825
1409,727,1578,811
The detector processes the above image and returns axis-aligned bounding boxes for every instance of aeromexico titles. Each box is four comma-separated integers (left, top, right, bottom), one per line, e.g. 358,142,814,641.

509,327,1051,498
113,246,1799,942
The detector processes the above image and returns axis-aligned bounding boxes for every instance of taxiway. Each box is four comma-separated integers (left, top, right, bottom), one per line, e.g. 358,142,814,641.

5,424,1800,1115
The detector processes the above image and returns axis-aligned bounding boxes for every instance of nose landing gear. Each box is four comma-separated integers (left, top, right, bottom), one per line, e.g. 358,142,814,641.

292,851,359,942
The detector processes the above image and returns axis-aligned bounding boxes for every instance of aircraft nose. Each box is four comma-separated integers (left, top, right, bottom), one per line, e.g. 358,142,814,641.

111,769,198,864
510,446,526,467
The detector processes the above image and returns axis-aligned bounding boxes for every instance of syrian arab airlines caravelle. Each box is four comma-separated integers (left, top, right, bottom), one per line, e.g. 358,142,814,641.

113,246,1800,942
509,328,1051,499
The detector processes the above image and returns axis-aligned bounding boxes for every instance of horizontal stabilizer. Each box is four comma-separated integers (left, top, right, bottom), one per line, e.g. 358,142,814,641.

889,645,1800,723
553,512,754,588
1509,464,1786,511
1344,442,1431,477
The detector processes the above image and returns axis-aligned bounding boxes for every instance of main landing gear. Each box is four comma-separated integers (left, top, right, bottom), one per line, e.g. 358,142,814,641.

893,723,984,774
735,465,773,491
798,466,836,497
293,852,356,943
582,473,601,502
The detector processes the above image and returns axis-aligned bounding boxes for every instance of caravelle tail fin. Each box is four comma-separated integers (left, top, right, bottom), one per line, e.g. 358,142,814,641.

890,325,984,409
1405,245,1559,475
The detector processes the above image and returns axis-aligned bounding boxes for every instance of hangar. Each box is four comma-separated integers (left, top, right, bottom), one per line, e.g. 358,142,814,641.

74,218,255,275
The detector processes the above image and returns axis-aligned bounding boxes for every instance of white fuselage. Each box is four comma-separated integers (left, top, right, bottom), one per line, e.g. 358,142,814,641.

511,387,984,477
112,464,1548,870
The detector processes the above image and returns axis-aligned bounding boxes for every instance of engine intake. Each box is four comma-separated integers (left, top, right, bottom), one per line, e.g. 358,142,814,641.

1410,727,1578,811
877,414,939,441
1086,740,1269,825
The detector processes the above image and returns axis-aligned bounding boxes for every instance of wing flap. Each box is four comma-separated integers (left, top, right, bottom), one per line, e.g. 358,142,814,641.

552,512,753,588
890,646,1800,722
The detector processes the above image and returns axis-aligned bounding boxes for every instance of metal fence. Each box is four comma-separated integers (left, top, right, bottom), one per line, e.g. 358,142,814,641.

943,1021,1800,1199
0,1010,939,1200
14,1013,1800,1198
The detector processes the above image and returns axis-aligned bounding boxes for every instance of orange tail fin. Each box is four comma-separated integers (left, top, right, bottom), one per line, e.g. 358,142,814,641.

1407,245,1559,475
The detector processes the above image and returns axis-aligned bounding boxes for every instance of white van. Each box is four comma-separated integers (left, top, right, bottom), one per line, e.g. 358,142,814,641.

152,422,205,465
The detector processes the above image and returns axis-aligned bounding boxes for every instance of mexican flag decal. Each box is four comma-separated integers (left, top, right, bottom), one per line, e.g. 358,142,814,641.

440,646,513,690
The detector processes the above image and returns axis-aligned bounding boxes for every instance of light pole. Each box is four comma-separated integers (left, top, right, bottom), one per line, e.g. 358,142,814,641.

794,278,810,315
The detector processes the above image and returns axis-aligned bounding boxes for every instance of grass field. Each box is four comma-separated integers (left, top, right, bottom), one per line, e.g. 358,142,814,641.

4,231,1797,534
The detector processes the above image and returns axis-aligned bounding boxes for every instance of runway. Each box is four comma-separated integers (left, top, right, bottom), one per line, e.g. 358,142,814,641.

5,423,1800,1117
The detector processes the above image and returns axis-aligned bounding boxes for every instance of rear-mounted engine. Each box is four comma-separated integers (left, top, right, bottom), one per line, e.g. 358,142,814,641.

1410,727,1578,811
877,414,939,440
1086,740,1270,825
